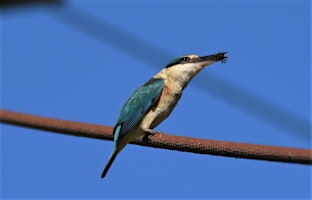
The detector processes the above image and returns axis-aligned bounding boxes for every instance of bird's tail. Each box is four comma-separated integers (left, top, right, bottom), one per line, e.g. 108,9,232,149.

101,147,118,179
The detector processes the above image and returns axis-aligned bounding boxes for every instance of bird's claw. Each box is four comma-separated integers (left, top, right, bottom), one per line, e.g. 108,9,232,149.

142,128,156,142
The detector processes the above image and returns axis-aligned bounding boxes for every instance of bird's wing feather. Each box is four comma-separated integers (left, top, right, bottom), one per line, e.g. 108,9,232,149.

114,78,164,140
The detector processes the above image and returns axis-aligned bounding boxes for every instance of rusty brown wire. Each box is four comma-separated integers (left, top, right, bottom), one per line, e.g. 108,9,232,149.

1,109,311,165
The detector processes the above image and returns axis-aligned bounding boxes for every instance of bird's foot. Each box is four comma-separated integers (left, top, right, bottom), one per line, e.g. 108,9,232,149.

142,128,156,142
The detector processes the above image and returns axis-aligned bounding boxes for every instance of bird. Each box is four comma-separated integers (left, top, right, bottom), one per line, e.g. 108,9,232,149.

101,52,228,178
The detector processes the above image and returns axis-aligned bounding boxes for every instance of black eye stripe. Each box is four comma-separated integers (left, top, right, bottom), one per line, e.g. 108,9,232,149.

166,56,192,68
180,57,190,62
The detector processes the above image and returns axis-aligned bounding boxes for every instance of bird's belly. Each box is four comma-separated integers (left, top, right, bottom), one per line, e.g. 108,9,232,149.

116,125,145,153
147,92,182,129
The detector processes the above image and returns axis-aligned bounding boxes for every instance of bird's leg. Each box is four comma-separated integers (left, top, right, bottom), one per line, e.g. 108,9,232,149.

144,128,157,135
142,128,156,142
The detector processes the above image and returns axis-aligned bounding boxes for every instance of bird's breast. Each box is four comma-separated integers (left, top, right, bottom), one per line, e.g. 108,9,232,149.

144,80,183,129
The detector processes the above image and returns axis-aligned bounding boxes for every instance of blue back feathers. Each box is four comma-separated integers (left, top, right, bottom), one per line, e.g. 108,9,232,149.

114,78,165,141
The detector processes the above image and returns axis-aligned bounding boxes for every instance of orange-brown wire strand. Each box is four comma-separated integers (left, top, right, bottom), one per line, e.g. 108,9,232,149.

1,109,311,165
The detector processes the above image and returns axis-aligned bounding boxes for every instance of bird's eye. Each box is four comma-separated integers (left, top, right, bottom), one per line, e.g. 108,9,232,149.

180,57,190,62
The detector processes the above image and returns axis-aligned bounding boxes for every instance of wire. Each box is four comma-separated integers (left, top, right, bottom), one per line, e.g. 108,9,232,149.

1,109,311,165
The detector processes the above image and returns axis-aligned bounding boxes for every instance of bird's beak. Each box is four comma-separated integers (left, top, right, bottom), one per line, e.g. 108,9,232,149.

195,52,228,67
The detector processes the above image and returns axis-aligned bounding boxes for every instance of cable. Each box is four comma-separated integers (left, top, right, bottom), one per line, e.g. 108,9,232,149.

1,109,311,165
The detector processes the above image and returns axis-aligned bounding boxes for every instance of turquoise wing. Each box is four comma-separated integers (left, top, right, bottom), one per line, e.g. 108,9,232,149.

114,78,165,141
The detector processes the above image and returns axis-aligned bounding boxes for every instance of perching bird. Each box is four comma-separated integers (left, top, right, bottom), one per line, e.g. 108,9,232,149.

101,52,227,178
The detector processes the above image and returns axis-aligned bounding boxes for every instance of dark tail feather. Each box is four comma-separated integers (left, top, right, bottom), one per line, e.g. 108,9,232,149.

101,150,118,179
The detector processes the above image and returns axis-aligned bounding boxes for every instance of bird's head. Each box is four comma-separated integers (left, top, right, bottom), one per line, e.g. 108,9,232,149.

157,52,227,88
165,52,227,69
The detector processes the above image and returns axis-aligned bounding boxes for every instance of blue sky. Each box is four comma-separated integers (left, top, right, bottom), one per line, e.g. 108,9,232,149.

1,0,311,198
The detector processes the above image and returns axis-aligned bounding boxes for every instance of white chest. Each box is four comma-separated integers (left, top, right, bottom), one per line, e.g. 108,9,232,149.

143,79,183,129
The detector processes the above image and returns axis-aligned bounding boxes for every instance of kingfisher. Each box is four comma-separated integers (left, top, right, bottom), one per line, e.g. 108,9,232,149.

101,52,227,178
